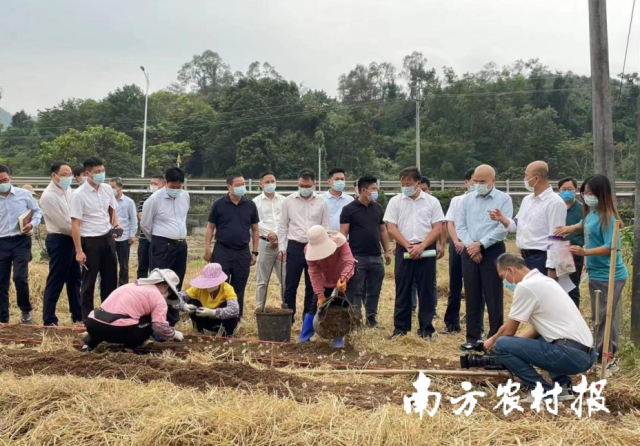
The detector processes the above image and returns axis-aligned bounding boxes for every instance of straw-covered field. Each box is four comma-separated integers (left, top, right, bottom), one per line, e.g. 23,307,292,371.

2,239,640,445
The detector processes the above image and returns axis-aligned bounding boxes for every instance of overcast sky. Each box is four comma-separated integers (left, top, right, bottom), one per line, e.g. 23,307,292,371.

1,0,639,115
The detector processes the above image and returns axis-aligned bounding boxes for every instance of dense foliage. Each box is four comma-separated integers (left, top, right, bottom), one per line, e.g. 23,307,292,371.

1,51,638,180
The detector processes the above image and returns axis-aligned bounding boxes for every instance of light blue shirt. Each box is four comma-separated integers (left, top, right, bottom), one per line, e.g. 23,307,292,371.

0,185,42,237
115,194,138,241
456,187,513,248
322,191,354,231
141,187,190,240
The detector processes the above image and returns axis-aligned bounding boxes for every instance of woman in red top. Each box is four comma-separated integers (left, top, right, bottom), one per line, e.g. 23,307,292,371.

301,225,356,347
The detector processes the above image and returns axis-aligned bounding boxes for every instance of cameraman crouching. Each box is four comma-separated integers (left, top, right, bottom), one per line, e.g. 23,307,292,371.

484,253,597,402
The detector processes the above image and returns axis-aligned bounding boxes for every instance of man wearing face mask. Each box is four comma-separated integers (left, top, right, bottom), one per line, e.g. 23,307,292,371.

70,157,121,322
340,175,391,327
109,177,138,287
141,167,190,326
137,175,165,279
490,161,566,278
40,161,82,325
73,166,88,187
456,165,513,351
484,253,595,404
384,167,445,341
253,171,286,310
0,165,42,324
323,168,354,231
557,177,584,307
204,172,259,318
278,169,330,319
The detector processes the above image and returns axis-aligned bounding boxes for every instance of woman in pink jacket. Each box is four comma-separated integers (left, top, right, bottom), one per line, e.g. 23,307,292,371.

301,225,356,347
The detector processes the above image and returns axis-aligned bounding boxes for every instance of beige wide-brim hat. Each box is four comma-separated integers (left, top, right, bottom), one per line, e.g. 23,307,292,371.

137,268,181,304
305,226,346,261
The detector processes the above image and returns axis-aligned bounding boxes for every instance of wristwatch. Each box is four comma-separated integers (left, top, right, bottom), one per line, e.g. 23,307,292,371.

252,251,259,256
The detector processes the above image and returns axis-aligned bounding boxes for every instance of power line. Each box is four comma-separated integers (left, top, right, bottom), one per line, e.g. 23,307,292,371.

618,0,636,101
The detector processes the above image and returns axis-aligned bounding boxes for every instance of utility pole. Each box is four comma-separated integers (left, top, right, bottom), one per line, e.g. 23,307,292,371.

140,66,150,178
588,0,616,193
632,82,640,346
318,145,322,192
415,81,421,170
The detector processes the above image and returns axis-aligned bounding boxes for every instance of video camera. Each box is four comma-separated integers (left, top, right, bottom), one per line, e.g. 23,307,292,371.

459,341,508,371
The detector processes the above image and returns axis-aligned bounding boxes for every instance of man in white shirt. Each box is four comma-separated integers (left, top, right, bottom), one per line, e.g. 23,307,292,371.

70,157,121,322
40,161,82,325
109,177,138,287
490,161,566,277
141,167,190,326
278,169,330,319
440,167,475,335
384,167,445,341
253,171,286,310
322,168,354,231
0,164,42,324
484,253,597,402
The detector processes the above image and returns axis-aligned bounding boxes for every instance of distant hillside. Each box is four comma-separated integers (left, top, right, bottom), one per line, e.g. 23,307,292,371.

0,107,11,130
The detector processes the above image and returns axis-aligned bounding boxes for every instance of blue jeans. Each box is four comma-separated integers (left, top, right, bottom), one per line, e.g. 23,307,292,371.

494,336,597,392
346,255,385,318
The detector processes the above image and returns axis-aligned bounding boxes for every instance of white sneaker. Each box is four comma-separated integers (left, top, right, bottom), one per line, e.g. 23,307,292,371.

558,383,576,402
521,393,552,404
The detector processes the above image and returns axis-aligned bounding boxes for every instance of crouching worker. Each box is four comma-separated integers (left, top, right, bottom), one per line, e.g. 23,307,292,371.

302,225,356,348
484,253,596,403
83,268,184,351
180,263,240,336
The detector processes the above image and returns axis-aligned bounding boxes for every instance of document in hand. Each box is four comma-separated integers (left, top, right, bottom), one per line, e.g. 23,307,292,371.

18,209,33,232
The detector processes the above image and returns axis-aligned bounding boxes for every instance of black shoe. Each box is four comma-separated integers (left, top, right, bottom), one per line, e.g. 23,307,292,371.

460,341,482,352
21,311,32,324
417,330,436,342
0,318,8,324
366,315,378,328
388,330,407,340
439,325,461,335
71,315,83,323
44,322,59,327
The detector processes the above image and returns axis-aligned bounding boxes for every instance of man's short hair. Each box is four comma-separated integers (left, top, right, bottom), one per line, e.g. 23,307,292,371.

496,253,527,270
420,176,431,188
464,168,475,181
50,161,70,175
259,171,275,179
358,175,377,192
110,177,123,188
73,166,85,177
226,172,243,185
299,169,316,182
399,167,421,182
327,167,345,179
151,175,165,181
165,167,185,183
558,177,578,189
0,165,9,175
83,156,104,171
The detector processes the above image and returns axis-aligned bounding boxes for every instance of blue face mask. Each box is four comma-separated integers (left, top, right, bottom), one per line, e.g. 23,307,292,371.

402,186,416,197
475,184,490,196
112,187,119,197
560,191,575,202
584,195,599,208
233,186,247,197
332,180,346,192
299,187,314,197
58,176,73,190
167,188,183,198
0,183,10,193
469,185,477,192
369,191,379,202
503,270,516,292
263,183,276,194
91,172,106,185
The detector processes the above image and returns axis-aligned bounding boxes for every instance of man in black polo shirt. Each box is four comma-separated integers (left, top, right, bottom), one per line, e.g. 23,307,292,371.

340,175,392,327
557,177,584,307
204,172,260,317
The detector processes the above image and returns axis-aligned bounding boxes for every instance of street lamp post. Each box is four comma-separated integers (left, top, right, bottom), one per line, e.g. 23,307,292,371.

140,66,150,178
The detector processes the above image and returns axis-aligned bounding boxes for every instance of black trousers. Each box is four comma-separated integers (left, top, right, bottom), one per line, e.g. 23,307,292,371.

444,242,463,327
212,243,251,318
150,236,187,326
394,244,437,335
284,241,314,319
568,255,584,308
136,237,151,279
0,236,32,321
188,299,239,336
462,242,505,344
523,251,548,276
43,234,82,325
80,234,118,323
309,287,335,315
115,240,131,287
85,315,152,349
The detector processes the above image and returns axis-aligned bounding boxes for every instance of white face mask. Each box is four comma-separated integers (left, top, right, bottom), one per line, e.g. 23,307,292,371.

524,176,538,192
207,285,220,293
150,185,159,192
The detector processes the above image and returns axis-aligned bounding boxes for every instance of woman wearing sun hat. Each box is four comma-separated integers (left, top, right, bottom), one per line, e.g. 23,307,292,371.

301,225,356,347
180,263,240,336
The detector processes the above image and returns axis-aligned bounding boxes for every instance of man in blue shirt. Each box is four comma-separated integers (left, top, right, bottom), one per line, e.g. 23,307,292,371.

110,177,138,287
322,168,354,231
0,164,42,324
456,164,513,351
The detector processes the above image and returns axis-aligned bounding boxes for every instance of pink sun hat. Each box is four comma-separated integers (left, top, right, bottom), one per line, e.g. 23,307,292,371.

305,226,347,261
190,263,228,289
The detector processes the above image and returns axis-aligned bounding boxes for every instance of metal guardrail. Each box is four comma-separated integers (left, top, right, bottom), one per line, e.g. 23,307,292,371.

12,177,637,197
